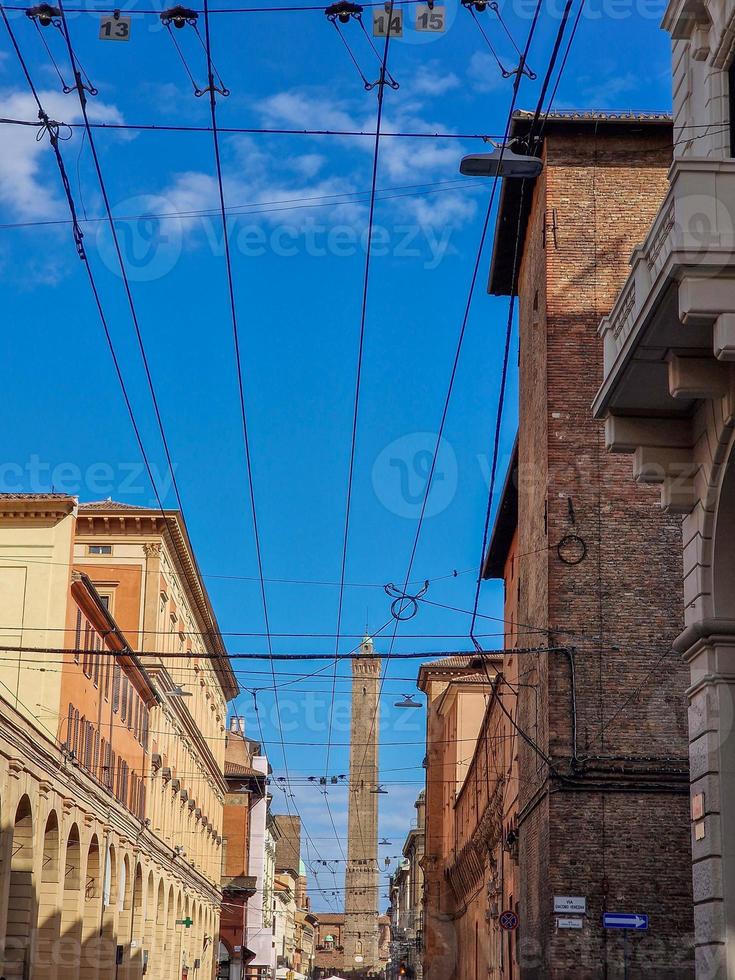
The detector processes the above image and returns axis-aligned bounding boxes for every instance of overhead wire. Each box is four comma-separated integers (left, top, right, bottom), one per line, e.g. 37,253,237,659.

0,4,232,695
468,0,574,651
324,0,396,786
198,0,335,883
355,0,546,788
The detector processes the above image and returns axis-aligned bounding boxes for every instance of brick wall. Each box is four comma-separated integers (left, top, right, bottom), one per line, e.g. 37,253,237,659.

515,124,694,978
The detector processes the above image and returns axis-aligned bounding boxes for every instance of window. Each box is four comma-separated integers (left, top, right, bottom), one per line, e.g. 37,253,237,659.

66,703,74,749
103,659,110,701
142,708,149,751
121,677,129,723
73,710,80,755
88,545,112,556
112,664,121,713
85,723,93,769
74,609,82,661
127,685,134,729
97,593,111,611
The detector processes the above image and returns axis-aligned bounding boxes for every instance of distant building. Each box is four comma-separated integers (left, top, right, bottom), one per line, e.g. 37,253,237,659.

219,719,269,979
417,655,499,980
344,636,381,975
387,792,425,979
313,914,391,978
416,446,520,980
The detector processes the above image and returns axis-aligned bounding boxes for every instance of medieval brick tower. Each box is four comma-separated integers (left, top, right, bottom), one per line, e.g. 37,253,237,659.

344,636,381,973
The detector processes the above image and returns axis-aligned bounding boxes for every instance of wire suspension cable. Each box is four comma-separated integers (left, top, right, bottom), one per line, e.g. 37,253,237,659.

355,0,545,786
324,4,396,786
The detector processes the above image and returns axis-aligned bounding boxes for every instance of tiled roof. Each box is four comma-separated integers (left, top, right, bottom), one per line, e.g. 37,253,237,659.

0,492,75,500
512,109,672,123
79,499,158,511
224,761,263,779
420,654,500,671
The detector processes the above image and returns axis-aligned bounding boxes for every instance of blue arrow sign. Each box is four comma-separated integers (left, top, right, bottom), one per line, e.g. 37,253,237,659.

603,913,649,931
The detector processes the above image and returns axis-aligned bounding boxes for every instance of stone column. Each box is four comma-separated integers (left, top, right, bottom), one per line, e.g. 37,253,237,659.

677,622,735,980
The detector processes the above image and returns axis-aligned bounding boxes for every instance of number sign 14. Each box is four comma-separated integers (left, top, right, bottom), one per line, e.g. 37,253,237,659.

99,15,131,40
372,7,403,36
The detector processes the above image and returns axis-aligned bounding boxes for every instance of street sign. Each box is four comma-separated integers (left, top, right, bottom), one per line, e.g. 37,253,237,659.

415,4,445,30
99,14,131,40
554,896,586,914
557,917,583,930
603,913,649,930
499,910,519,931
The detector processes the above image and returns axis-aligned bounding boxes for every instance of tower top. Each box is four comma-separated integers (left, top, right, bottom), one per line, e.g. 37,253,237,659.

360,635,374,655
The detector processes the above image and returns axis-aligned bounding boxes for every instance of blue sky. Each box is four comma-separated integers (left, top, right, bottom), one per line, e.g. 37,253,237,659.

1,0,671,909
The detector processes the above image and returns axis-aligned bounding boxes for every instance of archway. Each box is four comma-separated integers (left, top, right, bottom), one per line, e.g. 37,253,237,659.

129,863,144,979
712,435,735,619
143,870,155,977
117,854,133,980
80,835,103,980
5,795,35,980
173,892,183,980
163,884,175,980
35,810,60,980
100,843,117,972
152,879,166,980
59,823,82,980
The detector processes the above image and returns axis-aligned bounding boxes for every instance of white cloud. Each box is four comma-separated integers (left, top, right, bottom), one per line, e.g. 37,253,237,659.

466,50,509,94
254,87,479,230
259,90,359,134
0,89,124,220
411,61,461,96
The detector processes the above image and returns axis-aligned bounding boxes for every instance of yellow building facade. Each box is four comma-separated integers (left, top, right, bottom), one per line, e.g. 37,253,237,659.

0,494,239,979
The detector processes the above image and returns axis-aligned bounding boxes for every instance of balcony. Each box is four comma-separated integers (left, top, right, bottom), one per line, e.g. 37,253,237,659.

599,158,735,383
594,157,735,511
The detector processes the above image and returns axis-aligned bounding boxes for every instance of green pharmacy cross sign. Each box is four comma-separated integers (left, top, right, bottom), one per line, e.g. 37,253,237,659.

176,917,193,928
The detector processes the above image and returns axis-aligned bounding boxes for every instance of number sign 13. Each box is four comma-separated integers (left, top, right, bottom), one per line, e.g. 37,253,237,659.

99,15,131,40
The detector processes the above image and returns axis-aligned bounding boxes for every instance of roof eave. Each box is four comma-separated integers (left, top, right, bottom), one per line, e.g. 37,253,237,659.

482,436,519,580
487,110,673,296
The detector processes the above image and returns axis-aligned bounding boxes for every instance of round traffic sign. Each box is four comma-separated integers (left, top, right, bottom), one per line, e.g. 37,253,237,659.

499,910,519,931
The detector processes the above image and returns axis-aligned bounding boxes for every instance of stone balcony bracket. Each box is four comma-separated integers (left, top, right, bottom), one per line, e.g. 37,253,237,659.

605,416,699,513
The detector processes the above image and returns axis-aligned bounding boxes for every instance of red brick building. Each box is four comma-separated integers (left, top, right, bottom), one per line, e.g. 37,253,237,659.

481,110,694,978
220,723,267,979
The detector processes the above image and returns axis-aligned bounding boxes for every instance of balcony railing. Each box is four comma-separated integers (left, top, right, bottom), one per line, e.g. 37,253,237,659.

599,158,735,384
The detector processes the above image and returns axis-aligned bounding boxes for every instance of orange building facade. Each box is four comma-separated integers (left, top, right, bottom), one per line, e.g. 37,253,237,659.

0,493,238,980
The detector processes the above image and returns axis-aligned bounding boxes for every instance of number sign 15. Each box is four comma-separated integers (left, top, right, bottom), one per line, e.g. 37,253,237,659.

415,4,446,31
99,15,131,40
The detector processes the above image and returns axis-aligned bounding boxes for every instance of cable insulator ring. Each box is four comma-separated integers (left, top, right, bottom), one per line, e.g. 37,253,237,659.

384,580,429,621
556,534,587,566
